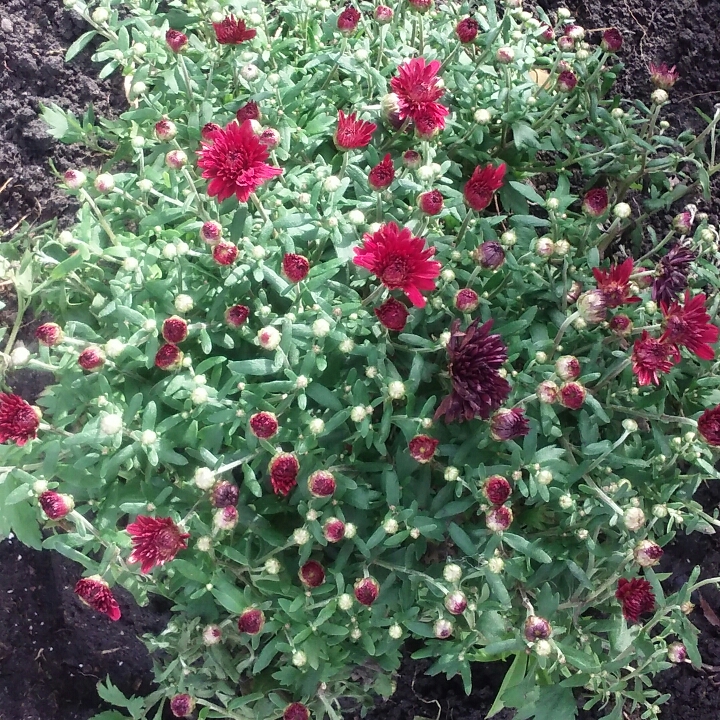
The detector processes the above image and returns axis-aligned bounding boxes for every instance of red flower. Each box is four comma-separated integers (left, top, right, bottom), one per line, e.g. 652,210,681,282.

201,122,222,141
200,220,223,244
601,28,623,52
660,291,719,361
213,240,238,265
335,110,377,150
249,411,279,439
413,110,442,139
616,577,655,623
489,407,530,441
557,70,578,92
308,470,336,497
165,29,188,53
649,62,679,89
402,149,422,168
592,257,641,308
455,288,479,312
269,453,299,496
282,253,310,282
631,331,676,386
476,241,505,270
126,516,189,574
74,576,121,621
197,120,283,203
390,57,449,130
284,703,310,720
170,694,195,718
225,304,250,326
559,382,586,409
408,434,439,463
486,505,513,532
211,481,239,508
238,608,265,634
35,322,64,346
374,5,394,23
354,576,380,606
155,343,183,370
368,153,395,190
464,163,506,212
698,405,720,446
236,100,261,123
375,297,410,331
418,189,444,215
162,316,188,344
39,490,74,520
652,244,695,304
337,6,361,34
353,222,440,308
299,560,326,587
483,475,511,505
155,119,177,141
212,15,256,44
583,188,609,217
78,346,105,371
323,518,345,542
0,392,39,446
456,17,479,43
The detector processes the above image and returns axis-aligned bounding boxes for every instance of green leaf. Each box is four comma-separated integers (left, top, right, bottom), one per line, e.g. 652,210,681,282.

306,382,344,412
511,122,540,149
253,639,279,673
514,684,577,720
66,30,98,61
229,358,282,376
448,522,477,555
487,653,528,718
173,559,208,583
501,533,551,563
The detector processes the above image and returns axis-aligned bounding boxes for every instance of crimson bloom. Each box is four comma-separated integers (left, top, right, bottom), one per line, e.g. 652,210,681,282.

353,222,441,308
455,288,480,312
408,435,439,463
35,322,64,346
212,15,257,44
557,70,578,92
456,17,479,44
225,304,250,326
165,29,188,53
282,253,310,282
649,62,679,89
337,5,361,34
434,319,511,423
238,608,265,634
0,392,39,446
464,164,506,212
601,28,623,52
592,257,641,308
197,120,283,203
201,122,222,141
698,405,720,446
213,241,238,265
368,153,395,190
375,297,410,331
308,470,336,497
483,475,511,505
126,516,190,574
660,291,719,361
489,407,530,441
155,343,183,370
162,316,188,344
418,189,444,215
170,694,195,718
582,188,609,217
354,576,380,606
249,411,279,439
652,244,696,304
335,110,377,150
631,331,676,386
390,58,449,131
74,576,121,621
299,560,326,588
616,577,655,623
39,491,74,520
269,453,299,496
236,100,261,123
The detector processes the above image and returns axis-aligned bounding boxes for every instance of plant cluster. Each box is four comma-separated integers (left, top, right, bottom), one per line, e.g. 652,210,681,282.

3,0,720,719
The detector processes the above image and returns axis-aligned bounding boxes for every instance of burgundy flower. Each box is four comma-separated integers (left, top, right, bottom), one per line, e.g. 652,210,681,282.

408,0,433,13
582,188,609,217
354,576,380,606
212,15,257,44
259,128,281,149
555,355,581,381
335,110,377,151
536,380,559,404
486,505,513,532
483,475,511,505
282,253,310,283
456,17,479,44
559,382,586,409
166,29,188,53
323,518,345,542
634,540,664,567
299,560,326,587
284,703,310,720
402,150,422,169
464,164,506,212
170,694,195,718
610,314,633,335
201,122,222,141
652,244,696,304
631,331,676,386
155,119,177,141
577,289,608,324
374,5,394,23
39,490,74,520
0,393,40,446
390,58,449,131
200,220,223,244
698,405,720,446
408,434,439,463
126,516,190,574
236,101,261,123
455,288,479,312
489,407,530,441
155,343,184,371
162,316,188,344
237,608,265,634
35,322,64,346
197,120,283,203
476,241,505,270
269,453,299,496
418,189,444,215
213,240,238,266
225,304,250,327
353,222,441,308
648,62,679,89
524,615,552,641
660,291,719,361
434,319,511,424
308,469,336,497
593,258,641,308
368,153,395,191
249,411,279,439
601,28,623,52
74,576,121,621
445,590,468,615
616,577,655,623
212,481,239,508
375,297,410,331
557,70,578,92
337,5,361,34
78,346,105,371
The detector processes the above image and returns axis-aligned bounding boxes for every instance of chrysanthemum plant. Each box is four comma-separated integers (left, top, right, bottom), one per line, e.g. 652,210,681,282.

4,0,720,718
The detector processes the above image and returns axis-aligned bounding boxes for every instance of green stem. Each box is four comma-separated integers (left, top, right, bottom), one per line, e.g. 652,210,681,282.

604,404,697,427
320,37,347,92
78,189,117,244
549,310,580,360
455,208,473,246
2,293,27,358
177,54,195,105
636,228,675,264
375,191,383,223
338,151,350,180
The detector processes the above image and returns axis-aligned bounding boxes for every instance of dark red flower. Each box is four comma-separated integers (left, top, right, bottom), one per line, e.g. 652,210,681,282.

486,505,513,532
200,220,223,244
476,241,505,270
610,314,633,335
337,6,361,34
155,119,177,141
269,453,299,496
197,120,283,203
162,316,188,344
402,149,422,168
489,407,530,441
299,560,326,588
660,291,719,361
631,331,676,386
698,405,720,446
260,128,281,149
213,15,256,44
601,28,623,52
652,244,696,304
35,322,64,346
212,481,239,508
374,5,393,23
249,411,279,439
375,297,410,331
555,355,581,381
418,189,444,215
673,211,693,234
282,253,310,283
592,257,641,308
354,576,380,606
583,188,609,217
464,164,506,212
408,434,439,463
236,100,261,123
413,111,442,139
39,490,74,520
483,475,511,505
165,29,188,53
455,288,479,312
335,110,377,151
155,343,183,370
213,240,238,265
284,703,310,720
368,153,395,191
354,222,440,308
0,392,39,446
170,694,195,718
559,382,586,409
225,304,250,327
74,576,121,621
201,122,222,141
616,577,655,623
238,608,265,634
649,62,679,89
408,0,433,13
557,70,578,92
434,319,510,423
308,470,336,497
126,516,189,574
456,17,479,43
323,518,345,542
78,346,105,371
390,58,449,130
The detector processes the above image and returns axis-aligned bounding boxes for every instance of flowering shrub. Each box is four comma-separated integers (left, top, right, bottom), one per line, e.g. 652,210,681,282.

3,0,720,718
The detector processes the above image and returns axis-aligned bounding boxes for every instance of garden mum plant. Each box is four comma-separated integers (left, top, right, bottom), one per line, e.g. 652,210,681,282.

3,0,720,718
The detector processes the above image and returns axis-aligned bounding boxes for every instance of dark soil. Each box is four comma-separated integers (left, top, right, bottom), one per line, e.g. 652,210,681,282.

3,0,720,719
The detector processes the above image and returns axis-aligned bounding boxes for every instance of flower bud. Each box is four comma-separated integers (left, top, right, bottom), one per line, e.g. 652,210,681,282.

212,481,239,509
338,593,354,611
154,343,183,371
307,470,336,497
238,607,265,634
94,173,115,193
240,64,260,81
382,517,399,534
623,507,646,531
433,618,454,639
557,35,574,51
174,294,194,313
408,434,439,463
524,615,552,641
282,253,310,283
535,237,555,257
354,576,380,606
443,563,462,583
633,540,663,567
63,169,86,189
496,46,515,63
155,119,177,141
170,694,195,718
165,150,187,170
299,560,326,588
203,624,222,645
323,518,345,542
444,466,460,482
557,70,577,92
651,88,669,105
535,639,553,656
161,316,188,344
260,127,281,149
374,5,394,23
402,149,422,169
537,470,553,486
536,380,559,404
576,289,607,324
212,241,238,266
667,642,688,663
444,590,468,615
78,346,105,371
487,557,504,574
559,381,586,410
91,7,109,23
100,413,123,435
486,505,513,532
284,703,310,720
35,322,64,347
454,288,480,313
200,220,223,245
293,527,310,545
39,490,75,520
483,475,511,505
194,467,215,490
418,189,444,216
389,623,403,639
257,326,281,350
165,29,188,53
601,28,623,52
291,650,307,667
476,241,505,270
387,381,405,400
556,355,581,381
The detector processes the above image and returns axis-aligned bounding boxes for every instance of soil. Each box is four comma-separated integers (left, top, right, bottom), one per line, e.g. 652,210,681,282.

2,0,720,719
